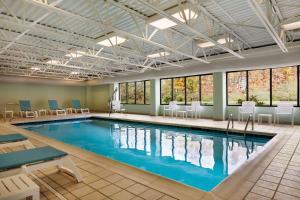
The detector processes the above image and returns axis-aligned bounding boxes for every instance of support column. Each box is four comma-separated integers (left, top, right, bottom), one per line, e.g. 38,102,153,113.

213,72,226,120
150,79,160,116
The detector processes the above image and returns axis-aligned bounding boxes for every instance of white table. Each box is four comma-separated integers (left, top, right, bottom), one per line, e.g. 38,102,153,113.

0,174,39,200
258,114,272,124
177,111,187,119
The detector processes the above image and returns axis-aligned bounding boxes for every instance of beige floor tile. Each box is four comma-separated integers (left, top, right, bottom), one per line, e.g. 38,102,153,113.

264,169,284,178
277,185,300,198
260,174,281,184
256,180,278,190
81,191,106,200
62,192,78,200
245,192,271,200
159,195,177,200
126,183,149,195
283,173,300,182
96,169,115,178
83,174,100,184
71,185,94,198
90,179,111,189
281,178,300,189
139,189,163,200
115,178,136,189
104,173,124,183
251,185,275,198
110,190,135,200
131,197,144,200
274,192,300,200
99,184,122,196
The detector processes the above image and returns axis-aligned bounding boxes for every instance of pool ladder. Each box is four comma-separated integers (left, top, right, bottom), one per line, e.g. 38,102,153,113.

226,114,234,136
244,114,254,136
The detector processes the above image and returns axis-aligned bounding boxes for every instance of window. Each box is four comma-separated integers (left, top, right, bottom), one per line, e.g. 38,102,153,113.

160,74,213,105
272,67,297,105
227,66,299,106
248,69,270,106
136,81,144,104
173,77,185,104
186,76,200,104
120,83,127,104
119,80,150,104
161,79,172,104
227,71,247,105
127,82,135,104
145,80,150,104
201,74,213,105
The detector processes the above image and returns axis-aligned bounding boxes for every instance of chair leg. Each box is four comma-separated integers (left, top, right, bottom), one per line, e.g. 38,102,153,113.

59,157,83,182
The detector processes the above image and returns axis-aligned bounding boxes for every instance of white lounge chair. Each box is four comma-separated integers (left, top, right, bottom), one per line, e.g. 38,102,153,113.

0,134,82,182
274,102,294,126
48,100,66,116
238,101,255,122
19,100,38,118
72,99,89,114
163,101,177,117
0,133,34,150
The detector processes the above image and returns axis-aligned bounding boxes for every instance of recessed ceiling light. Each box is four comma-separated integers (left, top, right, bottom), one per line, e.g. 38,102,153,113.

46,60,60,64
97,36,127,47
149,18,177,30
30,67,40,70
172,9,198,22
70,71,79,75
65,51,85,58
147,51,170,58
282,21,300,31
198,38,233,48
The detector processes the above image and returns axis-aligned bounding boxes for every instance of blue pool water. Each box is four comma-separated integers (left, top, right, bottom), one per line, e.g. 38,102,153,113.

19,118,271,191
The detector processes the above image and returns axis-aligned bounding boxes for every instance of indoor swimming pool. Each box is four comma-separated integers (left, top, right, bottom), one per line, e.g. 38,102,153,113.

19,118,272,191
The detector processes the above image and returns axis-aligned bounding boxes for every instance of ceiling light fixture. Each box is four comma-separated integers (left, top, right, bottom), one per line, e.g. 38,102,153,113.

172,9,198,22
70,71,79,75
147,51,170,58
149,18,177,30
282,21,300,31
198,38,233,48
46,60,60,64
97,36,127,47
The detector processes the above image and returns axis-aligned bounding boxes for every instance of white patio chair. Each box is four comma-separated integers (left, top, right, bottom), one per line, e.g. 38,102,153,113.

112,100,126,113
274,102,294,126
163,101,177,117
238,101,255,122
186,101,202,118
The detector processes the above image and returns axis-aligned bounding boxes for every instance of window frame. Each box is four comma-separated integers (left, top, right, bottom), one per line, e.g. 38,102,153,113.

160,73,214,106
119,80,150,105
226,66,300,107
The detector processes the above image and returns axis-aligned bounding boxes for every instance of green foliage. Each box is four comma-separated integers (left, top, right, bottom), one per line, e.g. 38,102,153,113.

237,95,264,105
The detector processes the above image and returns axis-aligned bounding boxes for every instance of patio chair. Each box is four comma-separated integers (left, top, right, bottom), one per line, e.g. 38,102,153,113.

274,102,294,126
186,101,202,118
112,100,126,113
72,99,90,114
0,133,34,150
0,146,82,182
238,101,255,122
163,101,177,117
19,100,38,118
48,100,66,116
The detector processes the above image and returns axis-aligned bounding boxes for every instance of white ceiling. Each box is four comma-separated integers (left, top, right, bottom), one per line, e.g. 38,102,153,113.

0,0,299,81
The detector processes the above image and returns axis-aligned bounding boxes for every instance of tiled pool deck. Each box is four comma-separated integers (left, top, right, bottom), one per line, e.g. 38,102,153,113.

0,113,299,200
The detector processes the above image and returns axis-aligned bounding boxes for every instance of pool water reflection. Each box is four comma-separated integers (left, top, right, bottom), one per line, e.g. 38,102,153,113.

22,119,271,191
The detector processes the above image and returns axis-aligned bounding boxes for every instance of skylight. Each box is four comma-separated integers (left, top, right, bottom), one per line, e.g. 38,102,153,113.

65,51,85,58
97,36,127,47
172,9,198,22
46,60,60,64
70,71,79,75
282,21,300,31
147,51,170,58
198,38,233,48
30,67,40,71
149,18,177,30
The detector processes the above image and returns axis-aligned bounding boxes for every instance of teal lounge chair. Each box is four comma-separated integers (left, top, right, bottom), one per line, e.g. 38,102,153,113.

48,100,66,116
72,100,89,114
0,133,34,149
0,146,82,182
19,100,37,118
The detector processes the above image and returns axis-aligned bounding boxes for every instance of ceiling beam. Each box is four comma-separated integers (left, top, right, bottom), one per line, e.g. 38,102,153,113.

136,0,244,59
247,0,288,53
24,0,209,63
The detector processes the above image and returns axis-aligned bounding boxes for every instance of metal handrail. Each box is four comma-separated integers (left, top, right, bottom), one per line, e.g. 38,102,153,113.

244,114,254,136
108,88,118,117
226,114,234,135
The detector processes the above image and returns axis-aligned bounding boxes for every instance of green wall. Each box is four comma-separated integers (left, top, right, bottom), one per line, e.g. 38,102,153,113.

86,84,113,112
0,82,87,115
